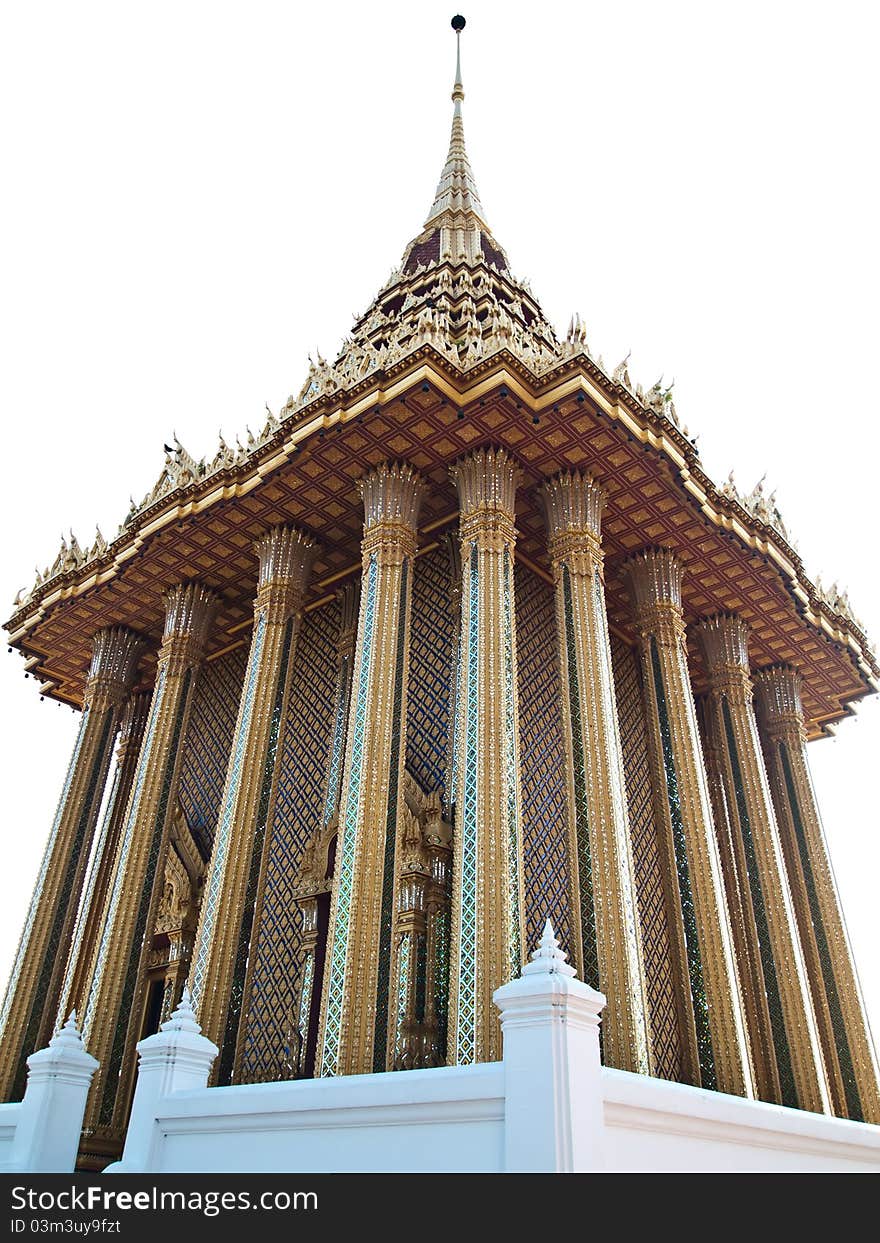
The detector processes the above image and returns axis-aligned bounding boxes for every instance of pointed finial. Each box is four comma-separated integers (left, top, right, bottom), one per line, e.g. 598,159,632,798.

160,983,202,1034
49,1008,87,1050
451,15,465,109
521,918,577,977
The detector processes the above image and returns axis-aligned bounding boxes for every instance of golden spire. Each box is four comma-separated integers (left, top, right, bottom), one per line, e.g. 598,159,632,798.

423,16,489,232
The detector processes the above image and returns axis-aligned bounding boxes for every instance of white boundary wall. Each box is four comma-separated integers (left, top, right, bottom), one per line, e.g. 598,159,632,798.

104,1062,880,1175
107,924,880,1175
601,1069,880,1172
121,1064,506,1174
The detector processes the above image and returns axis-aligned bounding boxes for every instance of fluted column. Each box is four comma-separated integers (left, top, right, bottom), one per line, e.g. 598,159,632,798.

60,690,152,1023
0,626,144,1101
541,470,649,1074
623,549,752,1098
300,581,358,1074
695,693,778,1102
190,526,317,1080
82,583,216,1137
755,666,880,1122
317,463,423,1077
447,447,525,1065
694,616,829,1113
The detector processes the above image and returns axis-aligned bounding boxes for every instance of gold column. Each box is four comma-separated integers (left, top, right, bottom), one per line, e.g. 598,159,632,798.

695,616,829,1113
623,549,752,1098
0,626,143,1102
754,666,880,1122
189,525,317,1079
541,469,649,1074
60,690,153,1022
317,462,423,1077
695,693,778,1101
448,446,525,1066
82,583,216,1138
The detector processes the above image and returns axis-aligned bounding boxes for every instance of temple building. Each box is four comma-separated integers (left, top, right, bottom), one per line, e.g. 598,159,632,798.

1,18,878,1170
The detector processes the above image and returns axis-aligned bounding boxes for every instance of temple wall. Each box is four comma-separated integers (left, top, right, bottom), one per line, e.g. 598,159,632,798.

163,568,693,1089
176,646,248,859
405,544,455,803
239,599,341,1082
514,562,572,958
610,633,684,1081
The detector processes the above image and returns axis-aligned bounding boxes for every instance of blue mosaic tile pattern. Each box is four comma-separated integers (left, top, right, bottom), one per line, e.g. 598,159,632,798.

177,645,248,858
406,545,455,802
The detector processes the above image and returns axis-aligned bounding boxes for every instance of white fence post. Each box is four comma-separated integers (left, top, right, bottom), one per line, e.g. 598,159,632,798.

494,919,607,1172
8,1013,99,1173
109,987,218,1173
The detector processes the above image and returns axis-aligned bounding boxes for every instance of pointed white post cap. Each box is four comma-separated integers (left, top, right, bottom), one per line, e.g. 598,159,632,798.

50,1011,89,1052
521,919,578,978
28,1010,99,1073
494,916,607,1019
160,985,201,1035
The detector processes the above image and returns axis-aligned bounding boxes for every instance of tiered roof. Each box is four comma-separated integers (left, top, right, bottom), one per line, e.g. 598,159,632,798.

5,23,876,737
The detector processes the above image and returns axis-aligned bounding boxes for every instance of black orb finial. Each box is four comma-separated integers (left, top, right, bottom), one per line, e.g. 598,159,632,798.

451,15,466,33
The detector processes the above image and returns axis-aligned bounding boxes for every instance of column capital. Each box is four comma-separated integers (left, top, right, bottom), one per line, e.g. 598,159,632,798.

254,525,319,619
622,547,685,644
753,665,806,740
359,462,424,559
451,446,521,543
540,469,605,568
693,613,752,698
84,626,145,710
159,582,218,670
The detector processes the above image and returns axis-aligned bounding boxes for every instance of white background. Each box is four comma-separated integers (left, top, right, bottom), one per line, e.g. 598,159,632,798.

1,1,878,1064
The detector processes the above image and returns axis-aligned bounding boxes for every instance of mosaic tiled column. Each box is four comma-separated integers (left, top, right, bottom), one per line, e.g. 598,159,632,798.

694,616,830,1114
754,666,880,1123
623,550,752,1098
695,693,777,1102
0,626,143,1102
447,447,525,1066
444,531,463,815
82,583,216,1138
541,470,649,1075
190,526,317,1080
291,580,358,1079
59,690,152,1023
317,463,423,1077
